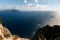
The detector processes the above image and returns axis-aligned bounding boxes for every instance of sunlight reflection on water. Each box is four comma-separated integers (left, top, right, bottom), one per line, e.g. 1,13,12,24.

45,11,60,26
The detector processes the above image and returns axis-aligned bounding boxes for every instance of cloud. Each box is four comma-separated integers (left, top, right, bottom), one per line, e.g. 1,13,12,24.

35,0,38,3
15,4,56,11
0,4,59,11
0,5,15,10
24,0,27,3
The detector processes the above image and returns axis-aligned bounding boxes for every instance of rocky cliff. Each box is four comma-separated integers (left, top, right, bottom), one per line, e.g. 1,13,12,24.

32,25,60,40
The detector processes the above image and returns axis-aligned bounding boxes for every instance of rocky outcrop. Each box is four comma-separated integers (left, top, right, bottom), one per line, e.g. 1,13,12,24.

32,25,60,40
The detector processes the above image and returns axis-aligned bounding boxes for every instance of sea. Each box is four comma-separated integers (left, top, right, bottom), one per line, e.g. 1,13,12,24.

0,9,60,38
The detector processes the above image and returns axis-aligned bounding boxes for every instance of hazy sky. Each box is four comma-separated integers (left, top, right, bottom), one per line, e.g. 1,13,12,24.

0,0,60,11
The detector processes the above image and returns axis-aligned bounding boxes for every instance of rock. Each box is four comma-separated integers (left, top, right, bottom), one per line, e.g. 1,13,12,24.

32,25,60,40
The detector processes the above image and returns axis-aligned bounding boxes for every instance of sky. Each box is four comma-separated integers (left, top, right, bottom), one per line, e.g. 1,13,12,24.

0,0,60,5
0,0,44,5
0,0,60,11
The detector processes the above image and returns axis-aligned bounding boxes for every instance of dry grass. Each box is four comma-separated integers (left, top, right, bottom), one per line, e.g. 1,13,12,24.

2,27,11,38
0,35,3,40
12,35,19,40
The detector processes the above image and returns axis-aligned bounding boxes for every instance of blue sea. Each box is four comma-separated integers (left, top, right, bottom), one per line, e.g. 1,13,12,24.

0,9,59,38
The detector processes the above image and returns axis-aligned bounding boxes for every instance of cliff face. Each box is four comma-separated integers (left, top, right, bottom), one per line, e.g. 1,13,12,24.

32,25,60,40
0,23,30,40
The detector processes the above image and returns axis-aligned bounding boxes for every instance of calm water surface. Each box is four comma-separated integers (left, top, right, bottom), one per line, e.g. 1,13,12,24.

0,10,59,38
